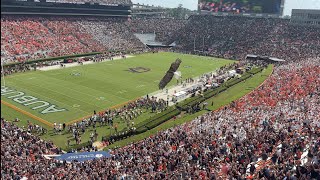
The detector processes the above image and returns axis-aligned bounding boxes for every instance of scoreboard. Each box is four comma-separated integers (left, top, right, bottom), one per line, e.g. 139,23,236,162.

198,0,282,14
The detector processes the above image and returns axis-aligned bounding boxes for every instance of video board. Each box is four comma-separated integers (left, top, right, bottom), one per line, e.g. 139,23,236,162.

198,0,282,14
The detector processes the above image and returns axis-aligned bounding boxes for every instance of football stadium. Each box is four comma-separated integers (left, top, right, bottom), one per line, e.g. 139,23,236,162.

1,0,320,179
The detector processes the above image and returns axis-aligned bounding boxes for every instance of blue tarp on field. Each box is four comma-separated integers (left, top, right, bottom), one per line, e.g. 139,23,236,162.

54,151,111,162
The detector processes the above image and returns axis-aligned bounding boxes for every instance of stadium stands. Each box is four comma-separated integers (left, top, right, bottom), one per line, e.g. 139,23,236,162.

2,58,319,179
1,118,63,179
129,18,187,42
1,16,188,63
169,15,320,61
81,19,144,50
1,16,144,62
1,11,320,180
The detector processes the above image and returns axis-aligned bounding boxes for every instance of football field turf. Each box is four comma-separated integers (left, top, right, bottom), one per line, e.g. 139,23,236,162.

1,52,234,125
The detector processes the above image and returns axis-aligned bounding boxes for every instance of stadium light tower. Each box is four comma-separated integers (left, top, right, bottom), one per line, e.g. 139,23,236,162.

280,0,285,16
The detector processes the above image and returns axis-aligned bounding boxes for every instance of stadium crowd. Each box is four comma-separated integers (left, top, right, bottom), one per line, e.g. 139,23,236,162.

1,13,320,180
63,96,169,145
81,19,144,50
2,15,320,64
2,57,319,179
170,15,320,62
129,18,187,42
1,16,143,62
1,118,62,179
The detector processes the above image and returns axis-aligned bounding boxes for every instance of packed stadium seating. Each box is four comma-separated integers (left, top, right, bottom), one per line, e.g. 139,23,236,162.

2,14,320,63
1,16,188,63
2,57,319,179
169,15,320,61
81,19,144,50
129,18,187,42
1,11,320,179
1,16,145,62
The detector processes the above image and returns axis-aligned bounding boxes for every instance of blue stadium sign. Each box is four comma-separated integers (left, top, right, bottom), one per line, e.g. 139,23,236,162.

54,151,111,162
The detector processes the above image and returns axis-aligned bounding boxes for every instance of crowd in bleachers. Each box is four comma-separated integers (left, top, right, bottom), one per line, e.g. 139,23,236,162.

102,58,319,179
170,15,320,62
2,57,319,179
1,15,320,179
2,15,320,64
1,118,62,179
81,19,145,50
1,16,143,63
129,18,187,42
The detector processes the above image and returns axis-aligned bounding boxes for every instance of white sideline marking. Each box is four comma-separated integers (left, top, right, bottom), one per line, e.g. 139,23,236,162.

37,55,134,71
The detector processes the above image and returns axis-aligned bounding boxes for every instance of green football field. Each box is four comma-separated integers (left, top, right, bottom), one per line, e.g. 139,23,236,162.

1,52,234,125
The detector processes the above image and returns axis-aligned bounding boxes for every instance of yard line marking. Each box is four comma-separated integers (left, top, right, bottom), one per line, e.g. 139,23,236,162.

1,100,53,127
37,55,134,71
32,73,128,102
78,83,128,101
19,75,116,104
9,78,101,112
4,80,92,115
7,77,134,124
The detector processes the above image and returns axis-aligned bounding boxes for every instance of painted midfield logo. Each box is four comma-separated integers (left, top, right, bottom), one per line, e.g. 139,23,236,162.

127,67,150,73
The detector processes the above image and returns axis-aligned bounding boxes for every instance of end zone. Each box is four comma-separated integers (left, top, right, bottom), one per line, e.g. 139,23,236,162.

1,100,53,127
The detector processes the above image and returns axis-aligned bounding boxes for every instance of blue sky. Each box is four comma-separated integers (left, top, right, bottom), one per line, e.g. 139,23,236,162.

132,0,320,16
